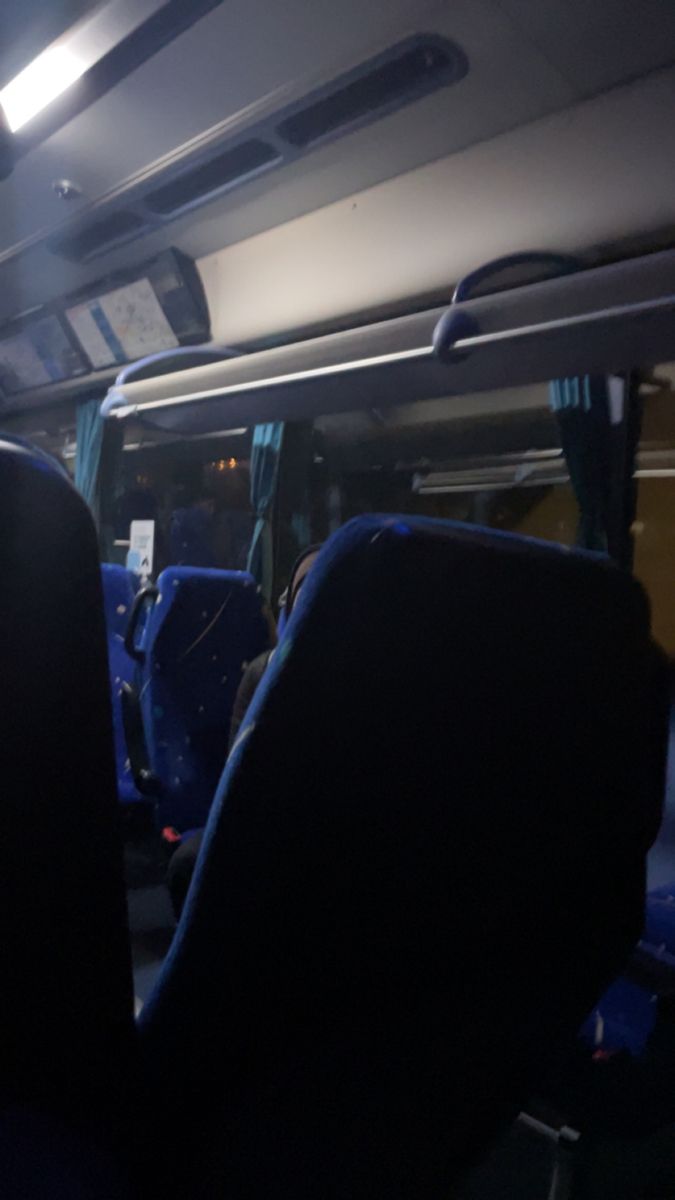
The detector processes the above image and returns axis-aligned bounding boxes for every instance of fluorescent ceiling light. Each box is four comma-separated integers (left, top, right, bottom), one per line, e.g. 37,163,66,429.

0,45,86,133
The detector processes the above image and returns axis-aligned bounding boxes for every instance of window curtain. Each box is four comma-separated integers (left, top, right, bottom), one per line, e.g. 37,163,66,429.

247,422,284,599
550,376,616,553
550,374,640,565
74,397,105,523
279,420,314,579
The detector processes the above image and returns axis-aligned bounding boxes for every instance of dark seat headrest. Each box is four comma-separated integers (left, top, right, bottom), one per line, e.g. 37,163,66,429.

0,435,134,1127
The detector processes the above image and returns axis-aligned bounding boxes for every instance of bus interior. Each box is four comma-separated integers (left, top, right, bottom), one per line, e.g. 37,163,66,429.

2,1,675,1196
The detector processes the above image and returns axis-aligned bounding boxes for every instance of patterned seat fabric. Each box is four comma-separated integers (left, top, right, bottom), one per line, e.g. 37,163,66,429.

101,564,142,803
137,567,271,831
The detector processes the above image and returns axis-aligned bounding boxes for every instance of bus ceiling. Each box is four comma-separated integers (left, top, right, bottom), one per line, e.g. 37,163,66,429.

0,1,674,335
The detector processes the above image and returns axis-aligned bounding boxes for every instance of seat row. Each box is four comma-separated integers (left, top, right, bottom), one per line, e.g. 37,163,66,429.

101,515,675,1102
5,434,668,1196
101,562,271,830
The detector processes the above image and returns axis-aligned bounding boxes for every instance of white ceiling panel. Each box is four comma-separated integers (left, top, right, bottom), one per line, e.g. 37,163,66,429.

1,0,675,330
198,67,675,344
0,0,575,260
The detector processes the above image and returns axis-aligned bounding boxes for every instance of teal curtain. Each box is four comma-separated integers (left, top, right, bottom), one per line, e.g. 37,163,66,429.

75,397,105,522
549,376,612,553
247,422,284,599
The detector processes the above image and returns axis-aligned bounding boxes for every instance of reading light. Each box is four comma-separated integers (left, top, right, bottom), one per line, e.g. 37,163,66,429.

0,45,86,133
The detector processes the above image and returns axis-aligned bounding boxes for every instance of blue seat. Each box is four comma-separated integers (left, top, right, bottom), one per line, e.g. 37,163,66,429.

169,505,216,568
130,567,271,831
139,515,666,1198
643,879,675,954
577,878,675,1060
569,873,675,1060
580,976,658,1057
0,435,134,1169
100,564,142,804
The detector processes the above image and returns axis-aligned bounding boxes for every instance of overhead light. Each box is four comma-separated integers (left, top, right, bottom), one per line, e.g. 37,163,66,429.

0,45,86,133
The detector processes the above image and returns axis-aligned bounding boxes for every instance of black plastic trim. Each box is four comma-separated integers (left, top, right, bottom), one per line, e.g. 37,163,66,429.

276,36,468,150
144,139,281,216
47,211,149,262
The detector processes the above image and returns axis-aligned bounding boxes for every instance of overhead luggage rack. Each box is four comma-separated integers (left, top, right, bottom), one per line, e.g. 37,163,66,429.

101,248,675,436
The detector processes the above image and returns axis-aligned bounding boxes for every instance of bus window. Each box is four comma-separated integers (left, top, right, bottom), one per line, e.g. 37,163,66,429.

93,366,667,642
303,368,675,658
309,380,576,549
631,362,675,656
104,426,254,577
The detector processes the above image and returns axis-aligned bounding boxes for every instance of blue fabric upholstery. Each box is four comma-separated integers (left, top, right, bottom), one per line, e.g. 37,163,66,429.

137,567,271,831
100,565,141,803
0,433,70,476
140,514,666,1198
579,976,657,1057
575,879,675,1059
169,506,215,568
643,880,675,954
0,436,134,1147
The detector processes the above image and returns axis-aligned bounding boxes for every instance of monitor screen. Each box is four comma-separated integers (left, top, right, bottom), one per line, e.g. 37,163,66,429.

66,277,180,369
0,314,87,394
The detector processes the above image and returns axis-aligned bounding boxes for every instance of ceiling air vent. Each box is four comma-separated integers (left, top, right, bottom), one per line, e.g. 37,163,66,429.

144,138,280,216
48,210,148,262
45,37,468,260
276,36,468,149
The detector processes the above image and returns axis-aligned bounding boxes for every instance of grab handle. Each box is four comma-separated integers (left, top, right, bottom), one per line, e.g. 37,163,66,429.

124,584,159,663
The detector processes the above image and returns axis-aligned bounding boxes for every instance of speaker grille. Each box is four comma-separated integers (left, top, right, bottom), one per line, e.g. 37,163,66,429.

276,38,468,149
144,139,280,216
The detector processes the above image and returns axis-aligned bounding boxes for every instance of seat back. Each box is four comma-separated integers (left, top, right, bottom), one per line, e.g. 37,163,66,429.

140,515,666,1197
101,564,141,803
0,436,134,1131
138,567,271,830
